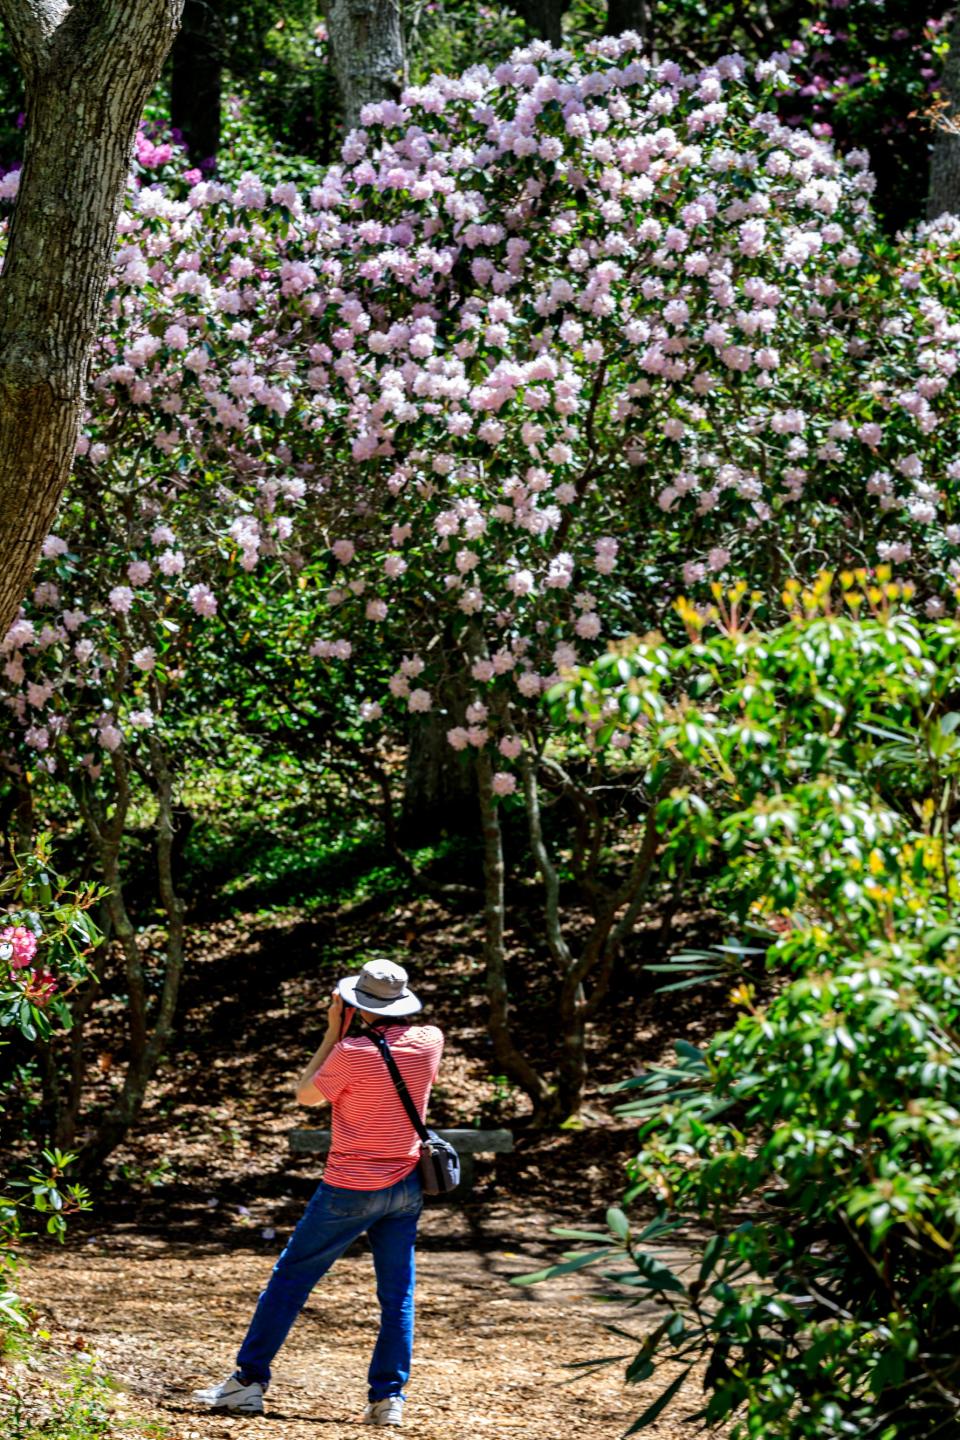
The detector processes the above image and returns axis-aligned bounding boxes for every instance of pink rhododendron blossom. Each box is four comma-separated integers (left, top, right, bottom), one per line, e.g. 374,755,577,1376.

187,584,217,617
98,723,123,752
1,39,957,799
33,582,58,608
492,772,517,796
0,925,38,969
593,537,619,575
158,550,185,577
109,585,134,614
27,681,53,709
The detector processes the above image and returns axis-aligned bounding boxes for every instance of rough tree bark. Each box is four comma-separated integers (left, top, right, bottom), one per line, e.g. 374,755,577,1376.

327,0,405,134
929,12,960,219
0,0,184,639
170,0,223,161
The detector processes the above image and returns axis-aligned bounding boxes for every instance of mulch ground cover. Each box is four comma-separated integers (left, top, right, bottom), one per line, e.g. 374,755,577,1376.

5,890,731,1438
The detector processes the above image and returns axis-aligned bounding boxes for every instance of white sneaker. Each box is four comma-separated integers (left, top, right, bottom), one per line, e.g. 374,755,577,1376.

194,1373,265,1414
363,1395,405,1426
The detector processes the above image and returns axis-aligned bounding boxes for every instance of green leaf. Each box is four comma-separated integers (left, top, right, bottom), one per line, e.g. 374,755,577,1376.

551,1227,615,1243
512,1248,612,1286
696,1234,726,1291
612,1252,686,1293
623,1367,693,1434
607,1207,631,1242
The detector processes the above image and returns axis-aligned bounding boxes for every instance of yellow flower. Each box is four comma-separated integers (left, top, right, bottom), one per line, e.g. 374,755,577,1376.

867,849,886,876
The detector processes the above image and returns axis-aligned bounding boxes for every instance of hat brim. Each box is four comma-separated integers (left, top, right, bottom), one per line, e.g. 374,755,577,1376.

338,975,423,1017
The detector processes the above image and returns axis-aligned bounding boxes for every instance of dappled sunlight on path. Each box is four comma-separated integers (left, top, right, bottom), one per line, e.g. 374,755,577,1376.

21,1204,704,1439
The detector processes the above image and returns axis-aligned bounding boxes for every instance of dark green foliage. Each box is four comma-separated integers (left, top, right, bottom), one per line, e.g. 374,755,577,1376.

526,591,960,1435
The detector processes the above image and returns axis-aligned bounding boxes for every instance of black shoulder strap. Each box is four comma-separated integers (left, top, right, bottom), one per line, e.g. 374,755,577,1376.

362,1023,430,1145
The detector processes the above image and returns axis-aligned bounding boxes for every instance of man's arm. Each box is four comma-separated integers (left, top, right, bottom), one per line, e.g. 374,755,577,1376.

294,991,353,1105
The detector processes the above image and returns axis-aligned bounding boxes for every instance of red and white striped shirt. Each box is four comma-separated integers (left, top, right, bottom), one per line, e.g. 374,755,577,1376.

313,1023,444,1190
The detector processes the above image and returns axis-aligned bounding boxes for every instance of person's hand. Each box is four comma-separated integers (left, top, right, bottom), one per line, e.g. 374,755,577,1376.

325,990,354,1036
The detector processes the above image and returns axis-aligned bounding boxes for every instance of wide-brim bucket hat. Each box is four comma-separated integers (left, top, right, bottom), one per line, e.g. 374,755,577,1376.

338,958,422,1018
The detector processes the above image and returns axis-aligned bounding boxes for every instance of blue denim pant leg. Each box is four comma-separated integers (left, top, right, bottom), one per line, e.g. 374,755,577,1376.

366,1173,423,1402
236,1181,379,1387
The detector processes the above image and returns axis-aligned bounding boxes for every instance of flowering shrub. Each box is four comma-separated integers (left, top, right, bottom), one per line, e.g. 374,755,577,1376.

0,843,99,1332
526,589,960,1435
3,37,960,776
2,37,960,1119
0,841,102,1043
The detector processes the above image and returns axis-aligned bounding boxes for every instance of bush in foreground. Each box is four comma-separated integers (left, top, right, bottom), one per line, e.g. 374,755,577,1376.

521,585,960,1436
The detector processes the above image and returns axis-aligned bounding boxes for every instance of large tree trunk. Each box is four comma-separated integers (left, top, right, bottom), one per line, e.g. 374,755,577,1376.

170,0,223,162
509,0,569,46
400,712,476,845
0,0,183,639
327,0,405,134
605,0,647,39
929,12,960,219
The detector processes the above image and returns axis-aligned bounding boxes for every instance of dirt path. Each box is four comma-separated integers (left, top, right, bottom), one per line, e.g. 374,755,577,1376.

10,902,727,1438
19,1201,702,1440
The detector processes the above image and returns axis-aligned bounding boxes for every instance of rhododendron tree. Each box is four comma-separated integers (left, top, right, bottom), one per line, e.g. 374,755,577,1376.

4,35,960,1121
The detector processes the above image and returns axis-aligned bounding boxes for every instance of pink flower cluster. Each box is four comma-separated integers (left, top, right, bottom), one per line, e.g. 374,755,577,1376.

0,923,37,968
0,35,958,796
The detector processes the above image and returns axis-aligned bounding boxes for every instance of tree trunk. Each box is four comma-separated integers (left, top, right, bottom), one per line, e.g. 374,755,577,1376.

605,0,647,39
509,0,569,46
0,0,183,639
520,755,586,1116
73,747,187,1175
929,12,960,219
400,713,476,845
476,751,554,1114
170,0,223,162
327,0,405,134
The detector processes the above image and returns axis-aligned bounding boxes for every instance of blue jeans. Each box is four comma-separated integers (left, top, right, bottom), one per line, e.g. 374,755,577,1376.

236,1171,422,1400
